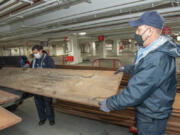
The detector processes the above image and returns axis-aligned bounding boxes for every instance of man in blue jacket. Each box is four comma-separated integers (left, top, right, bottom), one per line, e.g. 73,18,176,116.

32,45,55,126
100,11,180,135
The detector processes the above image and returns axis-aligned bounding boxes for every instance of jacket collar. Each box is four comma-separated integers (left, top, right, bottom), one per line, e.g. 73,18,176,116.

135,36,168,65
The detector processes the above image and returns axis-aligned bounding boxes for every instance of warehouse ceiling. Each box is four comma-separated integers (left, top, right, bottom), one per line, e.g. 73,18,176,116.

0,0,180,47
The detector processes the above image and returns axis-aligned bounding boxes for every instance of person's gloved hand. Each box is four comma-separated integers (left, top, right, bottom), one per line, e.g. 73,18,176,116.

99,99,111,112
114,66,125,75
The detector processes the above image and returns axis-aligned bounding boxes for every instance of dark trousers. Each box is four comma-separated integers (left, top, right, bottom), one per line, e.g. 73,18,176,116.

136,114,168,135
34,95,55,122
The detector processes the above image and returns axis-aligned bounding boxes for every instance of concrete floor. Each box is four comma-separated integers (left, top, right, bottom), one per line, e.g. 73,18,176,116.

1,98,131,135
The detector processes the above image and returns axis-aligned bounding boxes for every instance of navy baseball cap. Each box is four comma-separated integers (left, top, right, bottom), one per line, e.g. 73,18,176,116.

129,11,164,29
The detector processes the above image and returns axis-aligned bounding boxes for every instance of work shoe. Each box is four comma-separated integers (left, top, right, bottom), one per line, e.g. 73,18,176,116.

38,119,46,126
49,120,55,126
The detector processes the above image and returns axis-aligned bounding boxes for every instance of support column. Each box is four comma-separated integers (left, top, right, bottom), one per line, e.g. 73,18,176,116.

112,39,120,56
90,41,96,56
19,47,25,56
84,43,90,53
99,41,106,58
51,45,57,56
0,48,3,56
69,36,82,64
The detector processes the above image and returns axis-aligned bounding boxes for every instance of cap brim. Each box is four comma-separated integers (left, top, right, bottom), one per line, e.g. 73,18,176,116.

129,19,142,27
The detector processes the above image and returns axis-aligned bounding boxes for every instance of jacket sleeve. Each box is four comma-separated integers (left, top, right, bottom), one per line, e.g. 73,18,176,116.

46,56,55,68
106,61,163,111
123,64,135,75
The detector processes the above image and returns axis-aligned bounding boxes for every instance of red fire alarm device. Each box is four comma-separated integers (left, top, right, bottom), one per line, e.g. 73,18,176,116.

162,27,172,35
67,56,74,62
98,35,104,42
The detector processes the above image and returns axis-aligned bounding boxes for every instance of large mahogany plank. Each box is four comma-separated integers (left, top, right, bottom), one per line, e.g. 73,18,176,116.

0,67,123,106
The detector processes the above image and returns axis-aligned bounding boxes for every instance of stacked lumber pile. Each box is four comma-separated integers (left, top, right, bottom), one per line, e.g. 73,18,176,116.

0,90,19,105
166,93,180,134
0,107,21,130
54,73,180,135
53,74,135,129
54,99,135,127
0,90,21,130
177,72,180,93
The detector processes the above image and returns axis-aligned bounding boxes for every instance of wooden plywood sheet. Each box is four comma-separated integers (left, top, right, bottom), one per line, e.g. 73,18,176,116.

0,90,19,105
0,67,123,106
0,107,21,130
173,93,180,112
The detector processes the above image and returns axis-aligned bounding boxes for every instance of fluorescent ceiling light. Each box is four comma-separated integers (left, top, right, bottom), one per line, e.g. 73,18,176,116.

177,36,180,41
78,32,86,36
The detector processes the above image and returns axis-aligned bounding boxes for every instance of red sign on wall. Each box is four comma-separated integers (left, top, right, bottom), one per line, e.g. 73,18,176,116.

67,56,74,62
162,27,172,35
64,37,69,42
98,35,104,42
119,46,123,50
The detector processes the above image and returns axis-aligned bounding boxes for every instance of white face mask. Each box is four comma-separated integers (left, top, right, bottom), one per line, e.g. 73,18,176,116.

34,53,41,59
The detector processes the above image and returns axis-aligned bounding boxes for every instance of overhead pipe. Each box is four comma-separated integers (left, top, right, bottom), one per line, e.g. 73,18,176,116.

38,15,180,41
1,5,180,43
29,6,180,33
0,1,25,16
0,0,166,24
20,0,34,5
0,0,87,31
0,0,4,3
0,0,62,23
0,7,176,41
0,0,170,35
0,1,179,36
0,1,179,40
13,0,171,29
0,0,17,11
0,0,41,19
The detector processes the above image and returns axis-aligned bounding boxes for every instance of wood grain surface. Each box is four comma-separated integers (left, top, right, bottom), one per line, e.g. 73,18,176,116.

0,107,21,130
0,67,123,106
0,90,19,105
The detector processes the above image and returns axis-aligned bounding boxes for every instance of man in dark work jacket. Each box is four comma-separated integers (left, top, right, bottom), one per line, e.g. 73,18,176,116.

31,45,55,126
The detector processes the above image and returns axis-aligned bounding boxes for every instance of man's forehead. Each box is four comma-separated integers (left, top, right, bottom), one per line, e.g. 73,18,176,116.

137,25,146,29
137,25,152,31
33,49,39,53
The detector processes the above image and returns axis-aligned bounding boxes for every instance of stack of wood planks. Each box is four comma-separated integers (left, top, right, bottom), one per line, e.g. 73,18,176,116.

54,99,135,127
0,90,21,130
0,106,21,130
176,72,180,93
166,93,180,134
53,73,136,128
54,73,180,135
0,90,19,105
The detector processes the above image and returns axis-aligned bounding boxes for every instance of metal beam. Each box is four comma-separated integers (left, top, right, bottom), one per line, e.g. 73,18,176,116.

20,0,33,4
